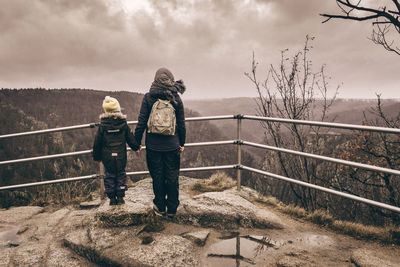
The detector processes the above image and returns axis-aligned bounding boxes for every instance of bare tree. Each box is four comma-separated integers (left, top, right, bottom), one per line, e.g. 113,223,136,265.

335,95,400,225
246,36,399,226
321,0,400,56
245,36,339,211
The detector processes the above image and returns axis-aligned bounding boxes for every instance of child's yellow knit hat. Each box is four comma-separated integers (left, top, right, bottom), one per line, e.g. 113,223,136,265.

102,96,121,112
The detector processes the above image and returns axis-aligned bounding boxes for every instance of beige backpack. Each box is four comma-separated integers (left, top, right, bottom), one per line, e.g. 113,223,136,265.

147,99,176,135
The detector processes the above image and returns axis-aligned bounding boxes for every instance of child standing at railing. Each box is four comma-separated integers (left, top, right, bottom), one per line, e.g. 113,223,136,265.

93,96,140,205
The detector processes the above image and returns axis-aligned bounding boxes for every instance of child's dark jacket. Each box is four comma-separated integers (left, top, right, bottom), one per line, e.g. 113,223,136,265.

93,113,139,173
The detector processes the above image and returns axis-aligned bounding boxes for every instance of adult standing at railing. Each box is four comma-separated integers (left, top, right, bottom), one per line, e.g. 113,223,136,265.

134,67,186,219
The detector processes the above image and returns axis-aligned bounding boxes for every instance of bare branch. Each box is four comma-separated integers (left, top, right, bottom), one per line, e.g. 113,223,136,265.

392,0,400,13
322,0,400,56
320,13,380,23
369,22,400,55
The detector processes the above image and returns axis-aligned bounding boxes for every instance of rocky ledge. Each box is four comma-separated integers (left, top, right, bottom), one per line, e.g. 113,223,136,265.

0,176,399,266
95,177,284,230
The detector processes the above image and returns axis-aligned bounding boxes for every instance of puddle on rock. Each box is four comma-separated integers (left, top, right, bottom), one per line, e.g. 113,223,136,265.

205,235,282,266
0,227,19,249
297,233,334,248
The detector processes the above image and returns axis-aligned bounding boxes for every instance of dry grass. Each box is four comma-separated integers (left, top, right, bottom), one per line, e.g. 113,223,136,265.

306,210,334,226
254,195,280,207
126,178,138,188
28,180,97,207
191,172,236,193
282,205,307,218
332,221,385,240
253,193,400,245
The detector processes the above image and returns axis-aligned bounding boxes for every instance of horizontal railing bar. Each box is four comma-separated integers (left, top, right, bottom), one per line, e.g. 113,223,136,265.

0,149,93,165
0,174,99,191
243,141,400,176
0,123,98,139
126,140,235,152
2,114,399,140
126,170,149,176
185,115,236,122
180,164,237,172
128,115,235,125
242,165,400,213
126,164,236,177
243,115,400,134
184,140,236,147
0,140,236,166
0,115,236,140
0,165,237,191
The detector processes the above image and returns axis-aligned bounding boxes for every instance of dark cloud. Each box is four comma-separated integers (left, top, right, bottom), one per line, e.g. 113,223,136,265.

1,0,128,76
0,0,398,99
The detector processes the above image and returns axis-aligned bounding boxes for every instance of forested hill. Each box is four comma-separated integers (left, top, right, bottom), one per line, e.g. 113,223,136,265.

0,89,257,208
0,89,143,128
186,97,400,124
185,97,400,142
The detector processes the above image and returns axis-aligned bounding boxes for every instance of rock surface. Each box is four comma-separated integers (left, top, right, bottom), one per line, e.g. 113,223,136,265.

0,176,399,266
350,248,399,267
79,199,102,209
96,177,285,230
0,206,44,224
182,230,210,246
178,189,284,229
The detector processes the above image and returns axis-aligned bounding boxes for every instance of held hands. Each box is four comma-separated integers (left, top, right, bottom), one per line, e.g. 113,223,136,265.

136,145,142,153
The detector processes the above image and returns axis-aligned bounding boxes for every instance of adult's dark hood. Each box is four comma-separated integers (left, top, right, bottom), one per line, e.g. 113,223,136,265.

149,67,186,105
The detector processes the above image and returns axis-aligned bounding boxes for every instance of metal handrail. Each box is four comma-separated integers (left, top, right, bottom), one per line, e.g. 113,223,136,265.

126,164,237,177
243,141,400,176
0,149,93,165
1,114,399,214
177,115,236,122
0,165,237,191
2,114,399,140
2,163,399,214
0,123,98,139
3,139,398,178
0,140,237,166
243,115,400,134
0,174,99,190
127,115,236,126
0,115,236,140
242,165,400,213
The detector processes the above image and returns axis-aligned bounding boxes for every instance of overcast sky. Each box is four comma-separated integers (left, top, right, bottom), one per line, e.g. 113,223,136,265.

1,0,399,100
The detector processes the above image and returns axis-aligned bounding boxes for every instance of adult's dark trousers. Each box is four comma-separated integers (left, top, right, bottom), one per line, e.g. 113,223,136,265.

146,148,180,214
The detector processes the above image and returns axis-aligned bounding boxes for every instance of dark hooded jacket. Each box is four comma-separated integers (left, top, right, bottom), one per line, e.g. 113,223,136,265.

134,68,186,151
93,113,140,173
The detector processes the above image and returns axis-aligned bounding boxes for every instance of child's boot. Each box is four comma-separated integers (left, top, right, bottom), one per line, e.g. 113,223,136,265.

116,191,125,205
107,193,117,206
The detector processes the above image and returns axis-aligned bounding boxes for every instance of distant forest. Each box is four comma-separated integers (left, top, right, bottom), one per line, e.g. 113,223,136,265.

1,89,399,227
186,97,400,143
186,96,400,227
0,88,257,208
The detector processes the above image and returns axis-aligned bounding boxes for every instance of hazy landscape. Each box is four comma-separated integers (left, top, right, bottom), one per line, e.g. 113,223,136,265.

0,88,258,206
1,0,400,265
1,88,399,227
186,96,400,141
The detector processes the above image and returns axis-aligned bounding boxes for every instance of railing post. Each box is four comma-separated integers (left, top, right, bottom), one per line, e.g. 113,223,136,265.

236,114,242,191
99,162,105,199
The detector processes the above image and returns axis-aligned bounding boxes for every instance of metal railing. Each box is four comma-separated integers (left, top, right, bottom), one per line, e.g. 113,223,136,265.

0,114,399,213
